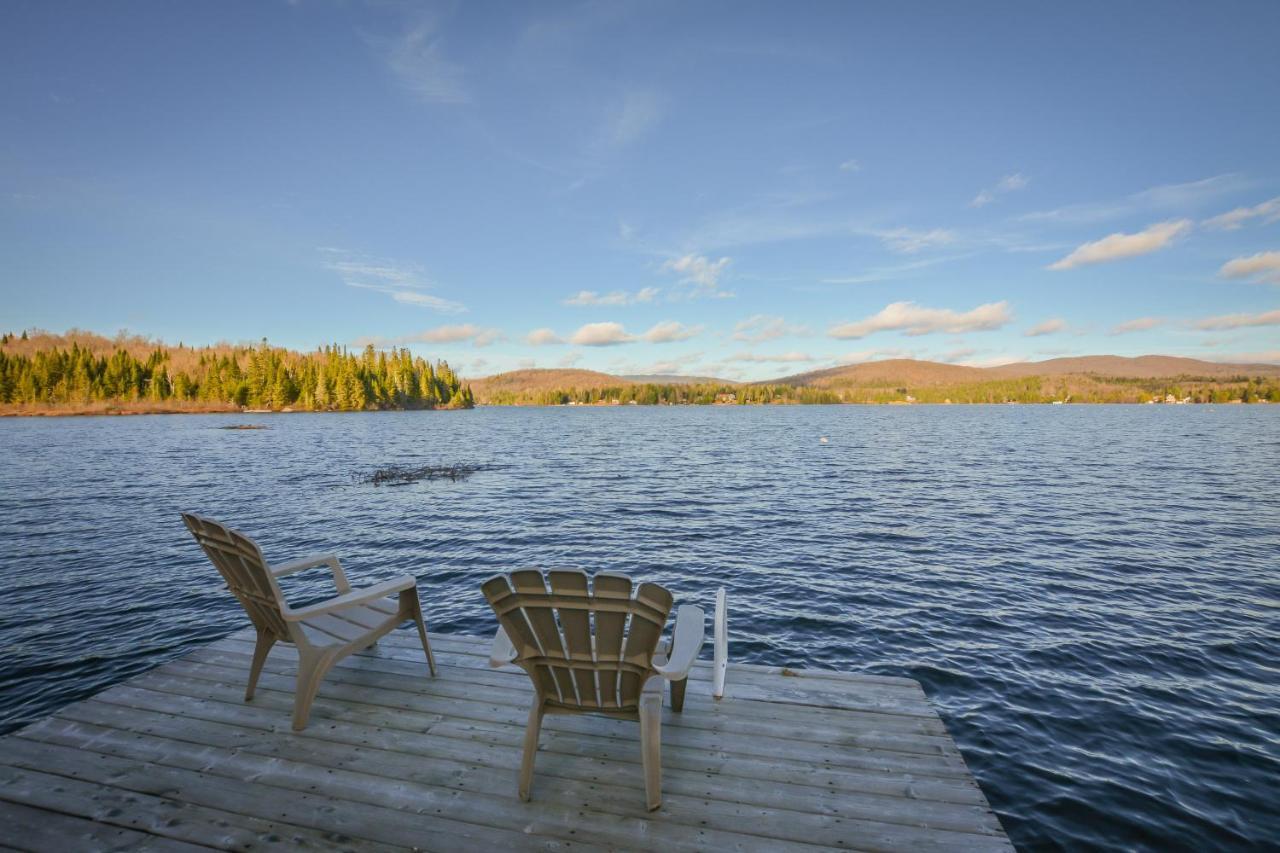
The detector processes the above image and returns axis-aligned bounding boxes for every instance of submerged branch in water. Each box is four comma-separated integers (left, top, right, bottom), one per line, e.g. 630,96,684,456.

362,463,489,486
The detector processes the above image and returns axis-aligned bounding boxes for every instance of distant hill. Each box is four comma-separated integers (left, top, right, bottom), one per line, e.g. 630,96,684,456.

469,369,631,397
772,359,989,388
985,355,1280,379
620,374,737,385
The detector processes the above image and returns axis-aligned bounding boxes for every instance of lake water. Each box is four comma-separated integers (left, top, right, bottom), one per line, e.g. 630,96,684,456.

1,406,1277,850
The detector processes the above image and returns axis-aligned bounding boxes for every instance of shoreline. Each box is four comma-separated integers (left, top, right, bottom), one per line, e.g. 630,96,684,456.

2,400,1269,417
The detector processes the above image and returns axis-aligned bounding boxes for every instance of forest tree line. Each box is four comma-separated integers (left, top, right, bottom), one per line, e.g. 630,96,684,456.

0,331,474,412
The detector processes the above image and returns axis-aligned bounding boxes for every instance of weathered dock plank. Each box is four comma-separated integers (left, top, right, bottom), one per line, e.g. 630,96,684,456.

0,628,1011,852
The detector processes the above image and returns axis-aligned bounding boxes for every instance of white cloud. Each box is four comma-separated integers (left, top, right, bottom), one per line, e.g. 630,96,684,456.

1047,220,1192,270
1024,318,1066,337
380,24,468,104
525,328,564,346
971,172,1029,208
640,321,703,343
1202,196,1280,230
838,159,861,172
1110,317,1164,335
569,322,634,346
352,324,501,349
557,351,583,367
731,314,809,343
1218,251,1280,285
324,249,467,314
829,301,1013,340
876,228,956,254
563,287,659,306
662,254,731,294
606,90,664,147
728,351,816,363
1194,308,1280,331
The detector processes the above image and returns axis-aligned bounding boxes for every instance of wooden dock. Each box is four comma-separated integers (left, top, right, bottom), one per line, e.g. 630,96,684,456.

0,627,1011,851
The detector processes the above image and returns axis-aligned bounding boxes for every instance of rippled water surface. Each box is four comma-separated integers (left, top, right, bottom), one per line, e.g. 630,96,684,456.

1,407,1277,849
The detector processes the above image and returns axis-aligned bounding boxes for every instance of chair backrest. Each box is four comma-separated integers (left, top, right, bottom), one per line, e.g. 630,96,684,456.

482,570,673,711
182,512,290,639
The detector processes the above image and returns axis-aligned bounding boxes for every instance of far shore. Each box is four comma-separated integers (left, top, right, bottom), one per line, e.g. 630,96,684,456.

2,399,1270,417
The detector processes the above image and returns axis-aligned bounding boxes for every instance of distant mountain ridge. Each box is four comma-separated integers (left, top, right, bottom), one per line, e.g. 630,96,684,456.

477,355,1280,393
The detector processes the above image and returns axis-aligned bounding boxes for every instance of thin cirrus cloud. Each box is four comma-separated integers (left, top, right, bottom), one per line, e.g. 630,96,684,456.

838,159,861,172
1024,318,1066,337
376,23,468,104
1109,317,1164,335
1048,220,1192,270
1218,251,1280,285
971,172,1029,208
1202,196,1280,230
563,320,704,347
828,301,1013,340
875,228,956,254
731,314,810,343
322,249,466,314
1193,308,1280,331
605,90,664,147
563,287,660,306
728,351,816,363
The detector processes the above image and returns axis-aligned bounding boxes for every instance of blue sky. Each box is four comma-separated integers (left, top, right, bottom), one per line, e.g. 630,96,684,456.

2,1,1279,379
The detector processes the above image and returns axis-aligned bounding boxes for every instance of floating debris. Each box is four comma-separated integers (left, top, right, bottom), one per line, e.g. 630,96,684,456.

362,463,489,487
218,424,270,430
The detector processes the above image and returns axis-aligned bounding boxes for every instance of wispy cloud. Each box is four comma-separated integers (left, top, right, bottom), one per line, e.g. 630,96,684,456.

1202,196,1280,230
820,254,966,285
662,254,734,297
1203,349,1280,364
605,90,664,147
838,159,861,173
563,287,659,306
829,301,1013,340
835,348,915,364
728,351,816,363
1021,174,1245,225
731,314,810,343
1194,308,1280,331
641,320,703,343
1218,251,1280,285
526,328,564,346
971,173,1029,208
1024,318,1066,337
1047,220,1191,270
323,249,466,313
377,22,468,104
875,227,956,254
1110,316,1164,335
352,324,501,348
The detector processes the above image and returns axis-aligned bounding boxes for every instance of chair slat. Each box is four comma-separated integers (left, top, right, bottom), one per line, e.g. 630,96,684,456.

619,582,673,705
511,570,577,704
548,570,598,708
482,575,559,698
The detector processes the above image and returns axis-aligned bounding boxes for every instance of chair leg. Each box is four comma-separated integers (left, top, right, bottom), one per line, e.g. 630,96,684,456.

292,651,334,731
403,588,437,676
519,700,545,802
639,693,663,811
669,676,688,712
245,629,276,702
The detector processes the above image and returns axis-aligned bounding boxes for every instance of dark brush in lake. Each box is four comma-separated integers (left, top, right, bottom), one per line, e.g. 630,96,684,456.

364,463,487,486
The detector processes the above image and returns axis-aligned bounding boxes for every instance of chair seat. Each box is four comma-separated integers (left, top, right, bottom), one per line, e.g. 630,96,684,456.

297,597,401,647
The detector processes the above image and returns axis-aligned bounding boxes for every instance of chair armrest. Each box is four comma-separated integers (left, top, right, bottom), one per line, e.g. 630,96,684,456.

271,554,351,592
282,575,416,621
489,626,517,668
653,604,705,681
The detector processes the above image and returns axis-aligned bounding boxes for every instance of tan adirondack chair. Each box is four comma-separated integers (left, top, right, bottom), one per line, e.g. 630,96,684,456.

182,512,436,730
482,570,705,810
